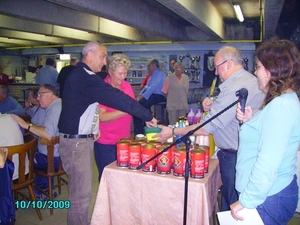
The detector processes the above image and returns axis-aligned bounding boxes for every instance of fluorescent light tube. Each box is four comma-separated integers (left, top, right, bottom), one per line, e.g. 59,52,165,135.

234,4,244,22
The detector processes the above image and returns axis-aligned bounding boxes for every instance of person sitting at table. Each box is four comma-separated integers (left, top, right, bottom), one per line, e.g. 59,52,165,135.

162,62,189,125
12,84,62,200
24,87,46,127
0,85,25,115
94,53,135,181
0,113,27,181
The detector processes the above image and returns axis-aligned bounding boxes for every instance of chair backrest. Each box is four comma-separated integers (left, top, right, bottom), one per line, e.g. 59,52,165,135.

5,138,38,190
39,136,63,175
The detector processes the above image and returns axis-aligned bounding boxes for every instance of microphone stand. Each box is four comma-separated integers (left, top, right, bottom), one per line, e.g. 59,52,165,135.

137,98,239,225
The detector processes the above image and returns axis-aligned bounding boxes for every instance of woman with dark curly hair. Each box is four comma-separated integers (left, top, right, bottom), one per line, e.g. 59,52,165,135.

231,38,300,224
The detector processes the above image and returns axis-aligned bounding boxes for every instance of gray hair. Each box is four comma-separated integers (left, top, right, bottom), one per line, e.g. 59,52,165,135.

107,54,131,72
81,41,101,60
218,46,243,65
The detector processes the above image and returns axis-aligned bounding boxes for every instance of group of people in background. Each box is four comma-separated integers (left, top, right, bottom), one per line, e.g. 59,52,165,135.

1,38,300,225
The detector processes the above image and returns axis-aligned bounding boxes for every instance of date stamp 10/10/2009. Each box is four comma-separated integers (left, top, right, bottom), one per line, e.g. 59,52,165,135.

15,200,70,209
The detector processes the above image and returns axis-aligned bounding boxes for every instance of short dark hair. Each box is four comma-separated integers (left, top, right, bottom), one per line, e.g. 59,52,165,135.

28,87,39,99
41,84,58,96
150,59,160,68
46,58,55,66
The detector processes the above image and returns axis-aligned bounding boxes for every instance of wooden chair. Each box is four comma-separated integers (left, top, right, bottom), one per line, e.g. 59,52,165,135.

5,138,43,221
34,136,68,215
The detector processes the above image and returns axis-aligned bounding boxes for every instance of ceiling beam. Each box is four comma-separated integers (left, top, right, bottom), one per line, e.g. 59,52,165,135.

0,28,84,44
0,0,165,42
156,0,224,40
44,0,196,41
0,37,46,46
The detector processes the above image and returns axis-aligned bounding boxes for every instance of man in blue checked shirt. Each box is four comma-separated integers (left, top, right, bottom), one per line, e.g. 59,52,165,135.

134,59,166,135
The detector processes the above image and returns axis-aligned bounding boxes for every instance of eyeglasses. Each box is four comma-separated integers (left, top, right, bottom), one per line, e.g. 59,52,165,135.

254,64,263,70
37,91,51,97
215,60,227,69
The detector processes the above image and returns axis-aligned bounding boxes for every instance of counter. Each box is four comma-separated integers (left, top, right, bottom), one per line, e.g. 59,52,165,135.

8,83,40,104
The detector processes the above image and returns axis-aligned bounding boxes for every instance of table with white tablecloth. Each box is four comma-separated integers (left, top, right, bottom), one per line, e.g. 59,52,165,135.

91,158,222,225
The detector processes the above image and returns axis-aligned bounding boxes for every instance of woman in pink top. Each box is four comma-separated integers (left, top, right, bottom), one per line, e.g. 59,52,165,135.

94,54,135,181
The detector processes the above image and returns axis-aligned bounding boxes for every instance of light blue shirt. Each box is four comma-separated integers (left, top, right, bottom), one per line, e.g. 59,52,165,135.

139,68,165,100
236,92,300,208
0,96,25,115
36,65,58,88
202,68,265,149
38,98,62,157
26,106,46,126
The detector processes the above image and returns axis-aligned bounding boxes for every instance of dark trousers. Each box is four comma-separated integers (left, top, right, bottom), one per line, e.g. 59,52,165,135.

94,142,116,181
217,149,238,211
34,152,60,195
133,93,166,135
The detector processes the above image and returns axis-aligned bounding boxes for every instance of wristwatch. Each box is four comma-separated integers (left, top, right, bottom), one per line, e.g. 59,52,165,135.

27,123,33,131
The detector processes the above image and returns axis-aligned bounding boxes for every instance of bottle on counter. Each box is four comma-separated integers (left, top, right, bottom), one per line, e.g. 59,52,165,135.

194,108,202,123
187,108,195,125
176,120,184,148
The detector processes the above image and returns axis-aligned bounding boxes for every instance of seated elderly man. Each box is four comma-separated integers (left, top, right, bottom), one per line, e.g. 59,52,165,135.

25,87,46,127
12,84,61,200
0,85,24,115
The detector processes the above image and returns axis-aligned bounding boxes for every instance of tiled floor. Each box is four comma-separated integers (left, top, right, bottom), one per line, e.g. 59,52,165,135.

14,154,300,225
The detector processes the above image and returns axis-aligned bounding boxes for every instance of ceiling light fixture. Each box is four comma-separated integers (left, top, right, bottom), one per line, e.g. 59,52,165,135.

233,4,244,22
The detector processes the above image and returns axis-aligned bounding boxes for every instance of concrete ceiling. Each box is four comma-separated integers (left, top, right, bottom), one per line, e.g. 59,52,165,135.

0,0,296,50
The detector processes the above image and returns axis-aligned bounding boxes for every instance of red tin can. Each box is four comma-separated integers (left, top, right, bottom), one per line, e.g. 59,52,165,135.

198,145,210,173
117,141,129,167
128,143,141,170
120,137,133,143
190,148,205,179
173,147,187,177
156,146,172,174
141,144,156,172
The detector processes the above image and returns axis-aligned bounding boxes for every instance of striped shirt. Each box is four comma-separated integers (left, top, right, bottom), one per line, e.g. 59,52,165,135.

202,68,265,150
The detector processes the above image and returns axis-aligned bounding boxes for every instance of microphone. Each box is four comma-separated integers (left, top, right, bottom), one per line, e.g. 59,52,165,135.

235,88,248,126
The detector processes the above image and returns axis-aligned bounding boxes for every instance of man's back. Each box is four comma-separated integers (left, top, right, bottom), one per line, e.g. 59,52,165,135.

36,65,58,87
0,114,27,180
57,65,76,97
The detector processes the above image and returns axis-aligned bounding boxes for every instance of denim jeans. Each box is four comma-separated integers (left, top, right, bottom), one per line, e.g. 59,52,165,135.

94,142,116,181
59,134,94,225
34,151,60,195
133,93,166,135
217,149,238,211
256,175,298,225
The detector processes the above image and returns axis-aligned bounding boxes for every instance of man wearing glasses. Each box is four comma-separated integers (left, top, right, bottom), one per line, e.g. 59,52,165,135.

12,84,61,200
157,46,265,211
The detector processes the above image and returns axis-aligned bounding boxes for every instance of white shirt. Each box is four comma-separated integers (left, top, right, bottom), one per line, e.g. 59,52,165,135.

0,113,29,180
